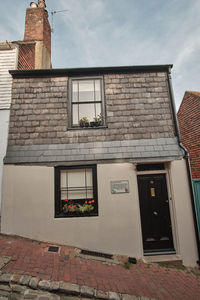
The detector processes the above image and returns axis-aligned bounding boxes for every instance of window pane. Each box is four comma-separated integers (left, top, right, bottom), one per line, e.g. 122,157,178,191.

72,104,79,125
68,189,86,199
86,169,93,198
95,80,101,101
68,169,85,187
72,81,78,102
95,103,102,118
79,103,95,122
87,190,94,199
61,190,68,200
60,170,67,188
86,169,93,186
79,80,95,102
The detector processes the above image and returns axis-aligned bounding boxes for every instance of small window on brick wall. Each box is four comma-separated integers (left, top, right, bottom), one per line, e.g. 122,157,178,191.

55,165,98,218
68,77,105,128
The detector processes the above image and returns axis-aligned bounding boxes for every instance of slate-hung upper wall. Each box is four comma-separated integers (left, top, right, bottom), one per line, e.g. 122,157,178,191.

8,71,174,146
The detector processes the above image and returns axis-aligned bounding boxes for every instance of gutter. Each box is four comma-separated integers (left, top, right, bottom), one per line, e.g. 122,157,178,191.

167,66,200,266
9,64,173,78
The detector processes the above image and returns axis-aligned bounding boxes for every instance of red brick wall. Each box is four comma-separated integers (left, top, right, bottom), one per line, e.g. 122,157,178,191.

24,8,51,56
177,92,200,179
18,44,35,70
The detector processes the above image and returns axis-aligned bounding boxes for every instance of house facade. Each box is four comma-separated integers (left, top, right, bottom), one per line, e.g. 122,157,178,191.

177,91,200,238
0,1,51,214
1,65,199,266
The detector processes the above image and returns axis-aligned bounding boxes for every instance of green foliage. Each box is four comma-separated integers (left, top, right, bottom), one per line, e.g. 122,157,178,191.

78,204,94,213
79,117,89,124
63,204,78,213
63,203,94,214
158,263,186,270
123,261,131,269
94,113,102,122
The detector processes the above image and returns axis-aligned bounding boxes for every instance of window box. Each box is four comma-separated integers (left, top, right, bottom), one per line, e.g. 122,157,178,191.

55,165,98,218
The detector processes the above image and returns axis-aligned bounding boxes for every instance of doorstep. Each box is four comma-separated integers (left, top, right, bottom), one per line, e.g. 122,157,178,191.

143,254,183,266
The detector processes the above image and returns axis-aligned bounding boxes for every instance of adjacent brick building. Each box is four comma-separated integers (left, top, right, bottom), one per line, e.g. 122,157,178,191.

177,91,200,179
177,91,200,242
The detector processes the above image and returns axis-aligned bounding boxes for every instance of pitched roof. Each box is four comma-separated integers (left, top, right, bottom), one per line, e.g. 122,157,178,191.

187,91,200,97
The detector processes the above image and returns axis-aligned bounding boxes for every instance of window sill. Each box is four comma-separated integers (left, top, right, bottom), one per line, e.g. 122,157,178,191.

55,212,98,218
68,126,108,131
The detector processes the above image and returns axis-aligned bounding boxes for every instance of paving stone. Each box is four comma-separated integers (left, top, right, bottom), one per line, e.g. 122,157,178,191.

19,275,32,286
38,280,51,291
11,274,23,283
10,293,24,300
37,296,52,300
24,289,43,299
0,296,9,300
0,273,12,283
61,297,80,300
0,290,9,297
122,294,139,300
29,277,40,289
49,295,61,300
0,256,11,270
59,282,80,295
80,285,95,298
95,289,109,299
10,284,27,293
0,284,11,292
49,281,60,291
108,292,121,300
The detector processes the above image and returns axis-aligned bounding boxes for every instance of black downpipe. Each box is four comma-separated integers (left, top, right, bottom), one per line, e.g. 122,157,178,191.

167,67,200,265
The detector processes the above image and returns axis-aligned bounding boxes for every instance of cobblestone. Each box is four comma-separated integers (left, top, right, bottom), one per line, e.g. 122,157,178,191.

29,277,40,289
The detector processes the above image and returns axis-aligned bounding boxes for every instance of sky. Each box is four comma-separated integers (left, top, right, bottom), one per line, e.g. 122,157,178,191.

0,0,200,110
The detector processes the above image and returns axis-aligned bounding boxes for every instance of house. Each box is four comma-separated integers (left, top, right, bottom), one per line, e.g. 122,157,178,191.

177,91,200,238
0,0,51,214
1,2,199,267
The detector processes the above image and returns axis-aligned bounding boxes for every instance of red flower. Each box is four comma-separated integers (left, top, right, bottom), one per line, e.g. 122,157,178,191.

92,200,95,203
64,199,68,202
68,205,71,208
85,201,88,204
73,205,76,208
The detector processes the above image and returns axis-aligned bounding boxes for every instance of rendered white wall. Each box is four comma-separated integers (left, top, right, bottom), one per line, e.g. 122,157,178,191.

1,161,198,266
0,110,10,214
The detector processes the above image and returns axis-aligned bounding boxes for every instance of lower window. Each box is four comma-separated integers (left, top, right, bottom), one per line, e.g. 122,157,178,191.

55,165,98,218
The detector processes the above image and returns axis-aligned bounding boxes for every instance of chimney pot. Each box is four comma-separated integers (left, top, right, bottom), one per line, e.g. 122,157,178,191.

38,0,46,8
30,2,38,8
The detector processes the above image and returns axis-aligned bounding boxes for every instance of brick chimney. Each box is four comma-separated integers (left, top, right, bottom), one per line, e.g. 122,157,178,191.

19,0,51,69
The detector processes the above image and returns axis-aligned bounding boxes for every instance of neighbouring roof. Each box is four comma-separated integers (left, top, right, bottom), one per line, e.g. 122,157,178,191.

0,41,17,50
9,64,173,78
187,91,200,97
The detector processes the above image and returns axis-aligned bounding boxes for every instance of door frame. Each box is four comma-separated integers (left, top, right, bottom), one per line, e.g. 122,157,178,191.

136,163,178,255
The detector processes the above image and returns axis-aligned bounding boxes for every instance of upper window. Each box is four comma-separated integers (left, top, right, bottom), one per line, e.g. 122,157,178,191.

55,165,98,218
69,77,105,128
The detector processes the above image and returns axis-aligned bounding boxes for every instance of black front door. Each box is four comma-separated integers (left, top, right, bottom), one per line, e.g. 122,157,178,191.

137,174,175,254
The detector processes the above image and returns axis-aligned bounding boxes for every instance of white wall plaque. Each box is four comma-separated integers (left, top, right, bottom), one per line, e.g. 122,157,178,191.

111,180,129,194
